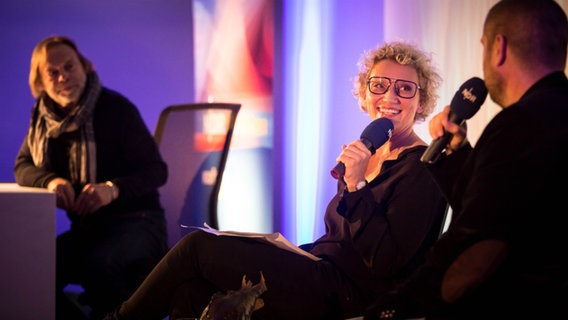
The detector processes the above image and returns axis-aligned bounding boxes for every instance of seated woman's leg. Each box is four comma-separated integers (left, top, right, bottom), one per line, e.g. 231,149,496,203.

169,278,218,319
108,230,363,320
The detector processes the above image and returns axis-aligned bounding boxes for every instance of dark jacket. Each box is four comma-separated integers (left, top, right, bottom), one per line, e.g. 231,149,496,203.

14,87,167,224
310,146,448,301
389,71,568,319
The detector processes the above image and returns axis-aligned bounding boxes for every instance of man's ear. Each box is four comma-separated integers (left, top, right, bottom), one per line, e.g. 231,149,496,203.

495,34,507,66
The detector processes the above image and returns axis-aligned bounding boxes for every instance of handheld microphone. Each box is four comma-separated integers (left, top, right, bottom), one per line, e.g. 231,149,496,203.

331,117,394,179
420,77,488,164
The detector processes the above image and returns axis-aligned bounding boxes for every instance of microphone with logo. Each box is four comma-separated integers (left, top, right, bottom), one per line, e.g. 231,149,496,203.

330,117,394,179
420,77,488,164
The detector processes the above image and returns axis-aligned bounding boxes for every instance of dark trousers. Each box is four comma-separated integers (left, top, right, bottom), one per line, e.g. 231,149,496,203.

57,210,168,319
106,230,365,320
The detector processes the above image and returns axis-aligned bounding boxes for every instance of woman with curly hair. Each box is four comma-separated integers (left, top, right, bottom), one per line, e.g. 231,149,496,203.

105,41,447,320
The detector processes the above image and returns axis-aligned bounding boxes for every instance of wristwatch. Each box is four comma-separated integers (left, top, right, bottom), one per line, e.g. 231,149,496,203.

355,180,367,191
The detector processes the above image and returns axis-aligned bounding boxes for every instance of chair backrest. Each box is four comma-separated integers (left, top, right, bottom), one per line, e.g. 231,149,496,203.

154,103,241,248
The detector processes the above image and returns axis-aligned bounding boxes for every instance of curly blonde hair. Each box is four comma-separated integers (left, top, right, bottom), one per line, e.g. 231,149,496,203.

353,41,442,122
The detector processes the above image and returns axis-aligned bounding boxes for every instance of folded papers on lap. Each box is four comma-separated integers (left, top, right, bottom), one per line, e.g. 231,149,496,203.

194,223,321,261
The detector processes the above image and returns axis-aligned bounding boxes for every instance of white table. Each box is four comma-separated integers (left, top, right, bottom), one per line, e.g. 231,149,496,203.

0,183,55,320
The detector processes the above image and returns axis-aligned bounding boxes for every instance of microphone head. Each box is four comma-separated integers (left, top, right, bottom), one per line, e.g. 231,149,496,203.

450,77,488,120
360,117,394,154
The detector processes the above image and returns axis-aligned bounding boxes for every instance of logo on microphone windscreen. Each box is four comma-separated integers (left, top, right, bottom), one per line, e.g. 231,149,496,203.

451,77,488,120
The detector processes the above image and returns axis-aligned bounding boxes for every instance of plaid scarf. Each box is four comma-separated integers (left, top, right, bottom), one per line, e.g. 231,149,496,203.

27,72,102,186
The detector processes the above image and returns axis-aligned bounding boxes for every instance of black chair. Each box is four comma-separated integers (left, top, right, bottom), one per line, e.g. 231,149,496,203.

154,102,241,249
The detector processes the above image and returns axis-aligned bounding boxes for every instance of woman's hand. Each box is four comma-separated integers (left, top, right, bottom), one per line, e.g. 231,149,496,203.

337,140,371,190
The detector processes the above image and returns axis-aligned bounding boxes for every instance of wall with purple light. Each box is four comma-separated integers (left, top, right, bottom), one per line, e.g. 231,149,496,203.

0,0,383,243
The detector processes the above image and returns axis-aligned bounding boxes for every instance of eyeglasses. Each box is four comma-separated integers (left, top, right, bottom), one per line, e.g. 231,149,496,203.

367,76,421,99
